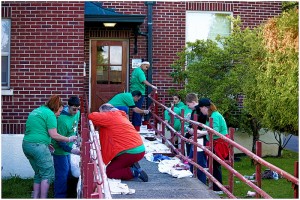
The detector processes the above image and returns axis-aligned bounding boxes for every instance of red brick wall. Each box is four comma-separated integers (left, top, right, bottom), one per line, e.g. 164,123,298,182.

1,2,85,134
2,1,281,134
99,1,282,102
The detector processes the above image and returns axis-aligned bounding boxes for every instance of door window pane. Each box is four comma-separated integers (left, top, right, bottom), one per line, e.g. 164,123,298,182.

110,46,122,65
97,66,109,84
97,46,108,65
96,44,123,84
110,66,122,84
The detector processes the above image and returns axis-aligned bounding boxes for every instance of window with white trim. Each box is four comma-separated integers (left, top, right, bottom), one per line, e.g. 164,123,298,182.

2,19,11,89
186,11,232,44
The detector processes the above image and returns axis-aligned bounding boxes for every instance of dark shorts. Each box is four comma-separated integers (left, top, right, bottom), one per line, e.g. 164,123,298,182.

22,140,55,183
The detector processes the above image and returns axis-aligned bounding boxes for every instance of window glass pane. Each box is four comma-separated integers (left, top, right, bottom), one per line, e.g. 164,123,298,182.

207,13,231,40
110,66,122,84
186,12,231,43
110,46,122,65
97,46,108,64
1,56,8,87
1,19,11,52
97,66,108,84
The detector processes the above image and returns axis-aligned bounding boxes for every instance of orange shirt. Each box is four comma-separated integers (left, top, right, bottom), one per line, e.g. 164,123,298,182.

88,110,143,165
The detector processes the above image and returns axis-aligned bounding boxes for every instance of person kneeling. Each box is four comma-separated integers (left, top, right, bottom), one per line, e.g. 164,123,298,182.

88,103,148,182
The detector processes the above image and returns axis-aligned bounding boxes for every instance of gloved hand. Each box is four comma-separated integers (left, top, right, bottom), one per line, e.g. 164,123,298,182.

68,136,77,142
75,136,82,147
143,110,150,114
152,85,158,90
71,148,80,155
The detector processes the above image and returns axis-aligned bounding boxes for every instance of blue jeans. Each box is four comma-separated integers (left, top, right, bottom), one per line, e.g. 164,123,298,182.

115,106,129,114
53,154,71,198
132,95,144,126
189,148,207,184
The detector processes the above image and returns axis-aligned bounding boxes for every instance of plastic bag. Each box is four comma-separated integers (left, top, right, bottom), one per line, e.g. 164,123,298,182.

70,153,81,177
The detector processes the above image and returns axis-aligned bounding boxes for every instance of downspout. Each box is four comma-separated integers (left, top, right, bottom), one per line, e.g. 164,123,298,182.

144,1,155,110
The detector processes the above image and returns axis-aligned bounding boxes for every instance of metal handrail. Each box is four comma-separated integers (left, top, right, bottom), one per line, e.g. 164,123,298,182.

147,90,299,198
80,95,112,199
80,91,298,199
89,120,112,199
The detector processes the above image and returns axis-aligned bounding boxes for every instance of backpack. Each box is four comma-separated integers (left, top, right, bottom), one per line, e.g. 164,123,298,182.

262,169,279,179
262,169,273,179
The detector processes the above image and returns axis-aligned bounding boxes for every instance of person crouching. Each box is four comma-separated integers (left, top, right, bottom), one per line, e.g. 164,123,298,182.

88,103,148,182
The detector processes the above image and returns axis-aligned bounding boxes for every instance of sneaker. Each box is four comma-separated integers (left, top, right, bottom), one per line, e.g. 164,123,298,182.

214,191,224,195
131,166,148,182
132,162,141,170
138,170,148,182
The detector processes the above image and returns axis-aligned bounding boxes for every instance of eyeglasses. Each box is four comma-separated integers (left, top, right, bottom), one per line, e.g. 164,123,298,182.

71,106,80,111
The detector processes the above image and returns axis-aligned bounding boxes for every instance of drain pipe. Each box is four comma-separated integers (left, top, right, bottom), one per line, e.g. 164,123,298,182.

144,1,155,111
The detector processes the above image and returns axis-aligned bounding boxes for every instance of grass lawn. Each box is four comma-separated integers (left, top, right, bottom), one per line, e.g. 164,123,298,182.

221,149,298,198
1,176,54,198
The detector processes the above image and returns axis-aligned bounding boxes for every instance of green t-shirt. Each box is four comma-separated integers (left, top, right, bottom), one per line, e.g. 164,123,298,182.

206,111,228,140
52,107,80,155
23,105,57,145
117,144,145,156
164,107,182,131
164,104,192,132
130,67,146,95
174,101,185,108
108,92,135,107
180,104,192,130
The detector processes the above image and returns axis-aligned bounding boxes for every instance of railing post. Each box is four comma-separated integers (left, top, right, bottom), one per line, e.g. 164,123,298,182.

82,140,91,198
161,99,166,144
208,117,214,190
154,91,158,128
294,161,299,198
170,106,175,146
228,127,235,193
180,108,185,156
86,162,94,198
192,114,198,179
255,141,262,198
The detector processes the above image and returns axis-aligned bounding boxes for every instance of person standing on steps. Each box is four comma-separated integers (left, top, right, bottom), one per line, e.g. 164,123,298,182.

196,98,229,193
130,61,157,131
184,93,208,185
52,96,81,198
22,95,77,199
164,93,192,148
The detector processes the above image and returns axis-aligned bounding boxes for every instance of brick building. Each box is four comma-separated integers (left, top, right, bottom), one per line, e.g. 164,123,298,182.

1,1,282,134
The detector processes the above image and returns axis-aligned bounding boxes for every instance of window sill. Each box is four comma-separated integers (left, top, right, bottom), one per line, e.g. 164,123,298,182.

1,89,14,96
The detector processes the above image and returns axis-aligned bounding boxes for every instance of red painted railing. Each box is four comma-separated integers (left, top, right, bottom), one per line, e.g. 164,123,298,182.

147,90,299,199
79,95,112,198
79,91,298,199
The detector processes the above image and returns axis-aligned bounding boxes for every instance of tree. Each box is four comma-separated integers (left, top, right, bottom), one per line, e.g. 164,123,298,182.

242,8,298,157
170,8,298,157
170,16,263,137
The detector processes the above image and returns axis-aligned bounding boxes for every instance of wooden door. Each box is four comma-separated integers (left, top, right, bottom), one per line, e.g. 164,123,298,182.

91,40,128,112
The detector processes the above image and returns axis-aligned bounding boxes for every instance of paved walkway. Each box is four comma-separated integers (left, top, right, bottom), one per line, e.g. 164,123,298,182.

112,158,220,199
